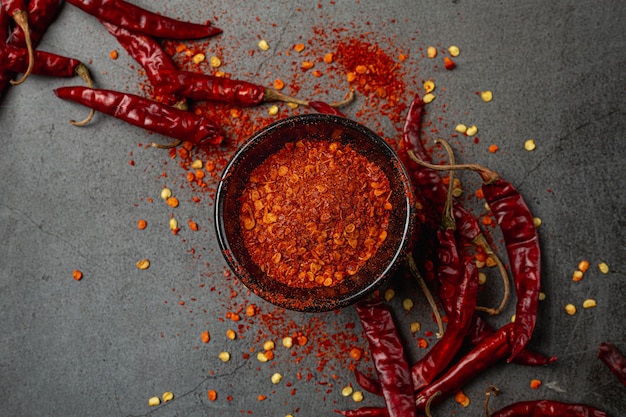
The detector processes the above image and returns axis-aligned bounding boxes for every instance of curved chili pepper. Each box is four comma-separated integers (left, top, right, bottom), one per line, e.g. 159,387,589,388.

490,400,610,417
2,0,34,85
66,0,222,39
2,43,92,81
309,101,346,116
355,298,416,417
334,407,389,417
415,323,514,410
9,0,62,47
411,260,479,391
598,342,626,386
353,369,382,396
53,86,224,146
99,20,186,108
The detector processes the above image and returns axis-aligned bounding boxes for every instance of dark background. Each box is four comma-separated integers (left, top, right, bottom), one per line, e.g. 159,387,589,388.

1,0,625,416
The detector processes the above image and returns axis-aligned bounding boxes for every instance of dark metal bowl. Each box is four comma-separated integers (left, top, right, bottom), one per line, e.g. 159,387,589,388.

214,114,415,312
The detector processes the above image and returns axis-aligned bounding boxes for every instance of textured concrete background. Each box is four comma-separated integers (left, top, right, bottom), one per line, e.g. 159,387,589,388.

1,0,625,416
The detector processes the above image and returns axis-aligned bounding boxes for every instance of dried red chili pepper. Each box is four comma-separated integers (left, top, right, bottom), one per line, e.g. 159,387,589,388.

354,298,416,417
2,0,34,85
9,0,62,47
598,342,626,386
0,8,13,96
489,400,609,417
414,323,515,410
353,369,382,396
309,101,346,117
66,0,222,39
411,260,479,391
53,86,223,146
334,407,388,417
408,146,541,361
99,20,186,109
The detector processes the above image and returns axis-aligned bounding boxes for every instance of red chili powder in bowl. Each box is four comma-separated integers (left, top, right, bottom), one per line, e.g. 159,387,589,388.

239,139,392,289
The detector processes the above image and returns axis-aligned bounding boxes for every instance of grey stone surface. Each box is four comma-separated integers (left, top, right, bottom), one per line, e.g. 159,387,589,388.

1,0,625,416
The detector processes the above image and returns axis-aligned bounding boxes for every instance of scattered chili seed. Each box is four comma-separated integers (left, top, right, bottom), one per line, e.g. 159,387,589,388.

342,385,353,397
403,298,414,311
352,391,364,402
148,396,160,406
455,124,467,133
201,331,210,343
478,272,487,285
448,45,460,56
349,347,363,361
427,46,437,58
294,43,305,52
417,338,428,348
578,260,590,273
258,40,270,51
218,351,230,362
192,53,205,64
282,337,294,348
301,61,314,69
137,219,147,230
257,352,269,362
287,102,299,109
539,292,546,301
109,49,118,60
511,314,516,323
455,390,470,407
226,329,236,340
188,220,199,231
258,395,267,401
524,139,536,151
572,270,584,282
530,379,542,389
346,71,356,82
465,125,478,136
384,288,395,301
72,269,83,281
207,390,217,401
160,188,172,200
423,80,435,93
273,79,285,90
136,259,150,270
423,93,435,104
271,373,283,384
598,262,609,274
533,217,542,227
190,159,203,169
488,144,500,153
481,90,493,102
209,55,221,68
323,52,334,63
565,304,577,315
410,322,421,333
443,56,456,70
263,340,275,351
166,197,179,208
268,105,279,116
162,392,174,402
583,299,597,309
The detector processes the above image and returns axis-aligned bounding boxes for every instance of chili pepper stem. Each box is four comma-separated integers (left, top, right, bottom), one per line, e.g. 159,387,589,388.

475,252,510,315
263,88,355,108
70,64,96,126
407,253,445,338
425,391,441,417
9,11,34,85
434,138,456,230
407,148,500,184
152,139,183,149
484,385,500,417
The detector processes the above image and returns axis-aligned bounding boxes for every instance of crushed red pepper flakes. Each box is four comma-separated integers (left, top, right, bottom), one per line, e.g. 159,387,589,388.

530,379,542,389
207,390,217,401
137,219,147,230
72,270,83,281
444,56,456,70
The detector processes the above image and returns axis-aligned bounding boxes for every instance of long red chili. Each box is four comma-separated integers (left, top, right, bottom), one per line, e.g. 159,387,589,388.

353,369,382,396
490,400,610,417
2,43,92,81
2,0,35,85
0,7,13,96
408,147,541,361
414,323,514,410
66,0,222,39
355,298,416,417
598,342,626,386
334,407,388,417
411,260,479,391
99,20,186,108
9,0,62,47
53,86,224,146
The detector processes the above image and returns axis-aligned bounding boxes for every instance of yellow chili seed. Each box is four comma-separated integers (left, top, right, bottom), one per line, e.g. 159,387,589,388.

410,322,421,333
257,352,269,362
162,392,174,402
294,43,305,52
271,373,283,384
191,159,203,169
352,391,364,402
287,102,299,109
583,299,597,309
511,314,516,323
475,260,486,269
427,46,437,58
258,39,270,51
169,218,178,231
598,262,609,274
384,288,395,301
218,351,230,362
148,396,160,406
160,188,172,200
565,304,577,315
572,270,584,282
402,298,414,311
578,260,590,273
465,125,478,136
423,80,435,93
478,272,487,285
268,105,279,116
342,385,354,396
455,124,467,133
192,53,205,64
263,340,275,351
448,45,460,57
226,329,236,340
539,292,546,301
209,55,221,68
282,336,294,348
423,93,435,104
166,197,179,208
136,259,150,270
481,90,493,102
533,217,542,227
524,139,536,151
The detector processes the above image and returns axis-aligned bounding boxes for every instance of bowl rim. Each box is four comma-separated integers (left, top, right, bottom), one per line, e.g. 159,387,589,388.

214,113,415,312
